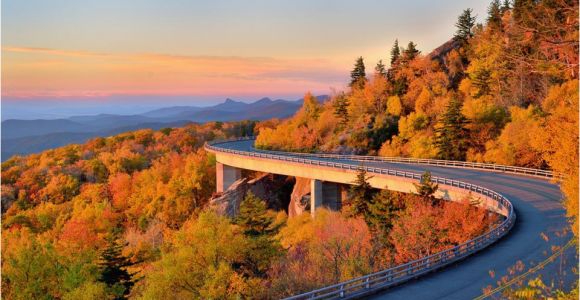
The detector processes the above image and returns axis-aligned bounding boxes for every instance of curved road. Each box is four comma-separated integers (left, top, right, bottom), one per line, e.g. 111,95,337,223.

215,139,578,299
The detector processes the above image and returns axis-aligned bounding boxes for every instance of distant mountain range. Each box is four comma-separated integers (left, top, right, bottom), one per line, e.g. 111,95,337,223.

1,95,328,160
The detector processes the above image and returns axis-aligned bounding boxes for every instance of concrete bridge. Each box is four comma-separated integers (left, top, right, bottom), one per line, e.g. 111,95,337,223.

205,138,576,299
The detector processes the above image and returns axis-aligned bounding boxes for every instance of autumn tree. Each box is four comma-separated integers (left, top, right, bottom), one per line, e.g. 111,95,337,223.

389,198,442,263
539,80,579,237
435,97,470,160
273,209,372,294
302,92,322,121
484,105,545,168
350,56,367,89
136,211,261,299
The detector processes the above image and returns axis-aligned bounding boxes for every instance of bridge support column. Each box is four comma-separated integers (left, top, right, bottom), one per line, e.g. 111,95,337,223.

216,162,242,193
322,182,342,211
311,180,323,217
310,180,342,217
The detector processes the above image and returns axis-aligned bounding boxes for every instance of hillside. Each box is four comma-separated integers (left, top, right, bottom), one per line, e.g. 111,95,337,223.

1,120,497,299
255,0,578,258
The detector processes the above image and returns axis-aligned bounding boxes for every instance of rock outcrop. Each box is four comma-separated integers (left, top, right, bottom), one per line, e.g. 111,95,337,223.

209,173,294,217
288,177,311,217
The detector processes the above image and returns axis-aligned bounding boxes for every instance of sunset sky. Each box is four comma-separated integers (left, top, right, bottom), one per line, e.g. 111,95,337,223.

2,0,488,112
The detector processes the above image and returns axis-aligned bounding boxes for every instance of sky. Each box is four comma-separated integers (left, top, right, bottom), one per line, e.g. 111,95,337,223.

1,0,489,117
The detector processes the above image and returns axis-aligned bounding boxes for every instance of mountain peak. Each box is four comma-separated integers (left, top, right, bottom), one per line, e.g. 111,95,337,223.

255,97,272,103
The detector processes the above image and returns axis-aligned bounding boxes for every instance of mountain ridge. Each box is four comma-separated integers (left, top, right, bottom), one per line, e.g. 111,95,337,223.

1,95,328,160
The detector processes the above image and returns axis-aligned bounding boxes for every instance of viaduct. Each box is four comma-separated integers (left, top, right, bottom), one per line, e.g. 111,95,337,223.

205,137,576,300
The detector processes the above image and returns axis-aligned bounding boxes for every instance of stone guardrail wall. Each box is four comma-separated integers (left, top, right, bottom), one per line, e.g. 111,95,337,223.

205,137,516,299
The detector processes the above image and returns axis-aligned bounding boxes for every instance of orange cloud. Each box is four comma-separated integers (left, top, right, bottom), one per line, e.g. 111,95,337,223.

2,46,347,98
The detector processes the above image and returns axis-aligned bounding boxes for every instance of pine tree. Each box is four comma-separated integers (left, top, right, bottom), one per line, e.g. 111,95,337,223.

487,0,503,31
454,8,477,45
390,39,401,66
512,0,534,26
403,41,420,62
348,167,375,219
375,60,387,77
98,234,136,299
367,189,401,236
350,56,367,89
471,68,492,98
236,192,282,278
388,39,406,95
434,97,470,160
366,188,403,268
333,93,350,127
413,171,439,202
236,191,276,237
501,0,511,13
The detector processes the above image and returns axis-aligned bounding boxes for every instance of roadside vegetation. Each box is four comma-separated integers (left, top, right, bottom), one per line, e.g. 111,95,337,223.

1,0,578,299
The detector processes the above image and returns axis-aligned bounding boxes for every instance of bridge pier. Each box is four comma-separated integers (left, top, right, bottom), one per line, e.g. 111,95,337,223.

216,162,242,193
310,180,342,217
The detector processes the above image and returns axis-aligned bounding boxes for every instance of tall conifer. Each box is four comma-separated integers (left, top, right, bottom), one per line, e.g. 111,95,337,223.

350,56,367,89
434,97,470,160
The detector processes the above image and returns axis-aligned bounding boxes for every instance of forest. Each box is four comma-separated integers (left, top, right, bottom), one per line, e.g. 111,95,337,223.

257,0,579,243
0,119,497,299
2,0,578,299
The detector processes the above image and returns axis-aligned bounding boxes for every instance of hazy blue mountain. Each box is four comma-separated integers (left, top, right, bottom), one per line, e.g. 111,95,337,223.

2,119,87,139
2,120,192,160
1,95,328,161
140,106,203,118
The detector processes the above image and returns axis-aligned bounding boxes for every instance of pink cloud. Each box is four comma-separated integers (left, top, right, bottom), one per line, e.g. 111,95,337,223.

2,46,347,98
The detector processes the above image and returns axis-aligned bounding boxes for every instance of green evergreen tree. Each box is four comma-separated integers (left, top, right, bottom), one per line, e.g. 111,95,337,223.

390,39,401,66
501,0,511,13
375,60,387,77
487,0,503,31
98,234,136,299
454,8,477,45
403,41,420,62
413,171,439,202
367,189,401,237
333,93,350,127
350,56,367,89
434,97,470,160
237,191,277,237
236,192,282,278
348,167,375,219
366,188,403,268
512,0,535,26
471,68,492,97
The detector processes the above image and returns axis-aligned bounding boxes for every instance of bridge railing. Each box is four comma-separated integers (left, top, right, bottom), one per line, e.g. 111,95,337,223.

205,137,516,299
206,136,557,179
